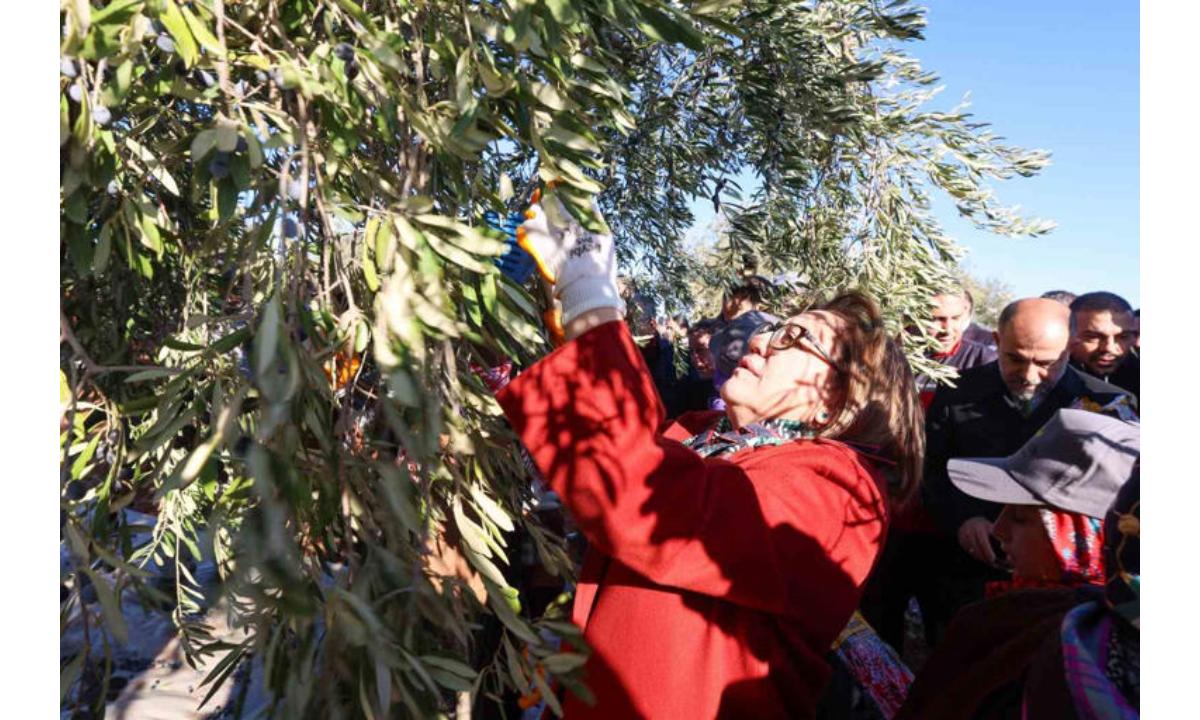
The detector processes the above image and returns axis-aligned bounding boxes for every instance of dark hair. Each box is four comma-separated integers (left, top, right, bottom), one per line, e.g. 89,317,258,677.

629,292,656,318
1068,292,1134,334
728,275,773,306
690,318,722,335
1041,290,1077,305
815,292,924,504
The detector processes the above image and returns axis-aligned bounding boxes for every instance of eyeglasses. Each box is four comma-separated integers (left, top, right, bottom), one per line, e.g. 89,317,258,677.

752,320,844,373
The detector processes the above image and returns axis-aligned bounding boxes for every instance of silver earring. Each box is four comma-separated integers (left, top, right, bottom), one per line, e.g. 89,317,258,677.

815,410,830,424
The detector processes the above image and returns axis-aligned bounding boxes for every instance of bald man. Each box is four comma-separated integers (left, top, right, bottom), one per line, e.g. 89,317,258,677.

912,298,1134,645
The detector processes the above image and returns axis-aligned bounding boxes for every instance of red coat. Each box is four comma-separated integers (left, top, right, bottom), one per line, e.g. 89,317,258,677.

497,321,890,719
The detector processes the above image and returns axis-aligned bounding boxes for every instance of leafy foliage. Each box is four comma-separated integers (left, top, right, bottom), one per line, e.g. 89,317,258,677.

957,269,1014,329
60,0,1051,715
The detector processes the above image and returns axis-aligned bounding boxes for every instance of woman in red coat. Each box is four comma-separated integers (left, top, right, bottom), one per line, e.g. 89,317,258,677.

497,191,924,718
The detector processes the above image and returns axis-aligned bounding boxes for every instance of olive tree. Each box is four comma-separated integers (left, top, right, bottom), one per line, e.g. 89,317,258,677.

59,0,1051,716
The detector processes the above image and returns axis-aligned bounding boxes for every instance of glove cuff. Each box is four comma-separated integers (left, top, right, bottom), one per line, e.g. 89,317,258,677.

558,275,625,327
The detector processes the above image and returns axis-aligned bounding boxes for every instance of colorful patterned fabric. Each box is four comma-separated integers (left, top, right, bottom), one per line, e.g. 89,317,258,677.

682,415,816,458
1052,469,1140,719
832,611,914,719
470,360,514,394
986,510,1105,598
1058,601,1139,719
1070,394,1139,423
1039,509,1107,585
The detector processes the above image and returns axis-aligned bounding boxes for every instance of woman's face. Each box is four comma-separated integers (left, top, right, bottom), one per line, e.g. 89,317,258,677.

720,310,846,429
993,505,1062,581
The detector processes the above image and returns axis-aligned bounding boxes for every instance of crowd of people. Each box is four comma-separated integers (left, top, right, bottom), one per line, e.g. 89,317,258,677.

483,190,1140,719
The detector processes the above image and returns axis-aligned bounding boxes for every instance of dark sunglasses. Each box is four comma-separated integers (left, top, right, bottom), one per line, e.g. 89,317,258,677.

752,320,844,373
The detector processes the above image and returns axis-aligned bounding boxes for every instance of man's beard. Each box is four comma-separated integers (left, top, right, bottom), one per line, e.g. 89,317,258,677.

1012,387,1038,400
1009,363,1067,403
1088,352,1122,374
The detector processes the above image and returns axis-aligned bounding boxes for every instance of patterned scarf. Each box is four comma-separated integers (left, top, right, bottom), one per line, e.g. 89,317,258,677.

682,415,817,458
986,509,1105,598
1050,469,1140,719
1057,602,1139,719
1041,509,1107,585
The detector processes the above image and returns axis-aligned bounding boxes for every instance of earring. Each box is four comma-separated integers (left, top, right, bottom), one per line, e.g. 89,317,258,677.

815,410,830,425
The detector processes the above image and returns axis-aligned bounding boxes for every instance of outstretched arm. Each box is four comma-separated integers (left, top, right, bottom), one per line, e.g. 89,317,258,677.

496,320,886,617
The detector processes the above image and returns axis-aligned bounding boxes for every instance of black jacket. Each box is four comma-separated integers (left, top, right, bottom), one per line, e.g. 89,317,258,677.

638,333,679,415
917,339,998,404
1071,352,1140,400
963,322,997,351
672,364,720,418
922,362,1134,535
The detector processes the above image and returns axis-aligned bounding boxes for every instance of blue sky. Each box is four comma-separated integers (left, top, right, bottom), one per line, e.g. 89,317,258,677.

686,0,1140,306
917,0,1139,306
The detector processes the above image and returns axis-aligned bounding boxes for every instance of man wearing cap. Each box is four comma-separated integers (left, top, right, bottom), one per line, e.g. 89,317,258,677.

919,297,1135,644
707,275,779,389
898,409,1139,719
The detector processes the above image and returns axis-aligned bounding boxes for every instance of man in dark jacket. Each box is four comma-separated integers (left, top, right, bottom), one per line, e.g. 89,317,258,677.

863,287,999,651
962,289,999,351
916,288,997,409
626,291,679,414
673,317,723,416
1068,291,1139,399
919,297,1135,644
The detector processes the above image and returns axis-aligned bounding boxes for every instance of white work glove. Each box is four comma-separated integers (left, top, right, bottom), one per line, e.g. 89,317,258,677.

517,189,624,327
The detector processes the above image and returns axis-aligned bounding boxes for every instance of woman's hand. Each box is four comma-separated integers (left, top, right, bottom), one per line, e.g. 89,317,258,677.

518,189,624,327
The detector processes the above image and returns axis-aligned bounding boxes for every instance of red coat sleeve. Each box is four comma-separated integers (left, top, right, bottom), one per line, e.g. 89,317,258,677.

496,321,887,618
